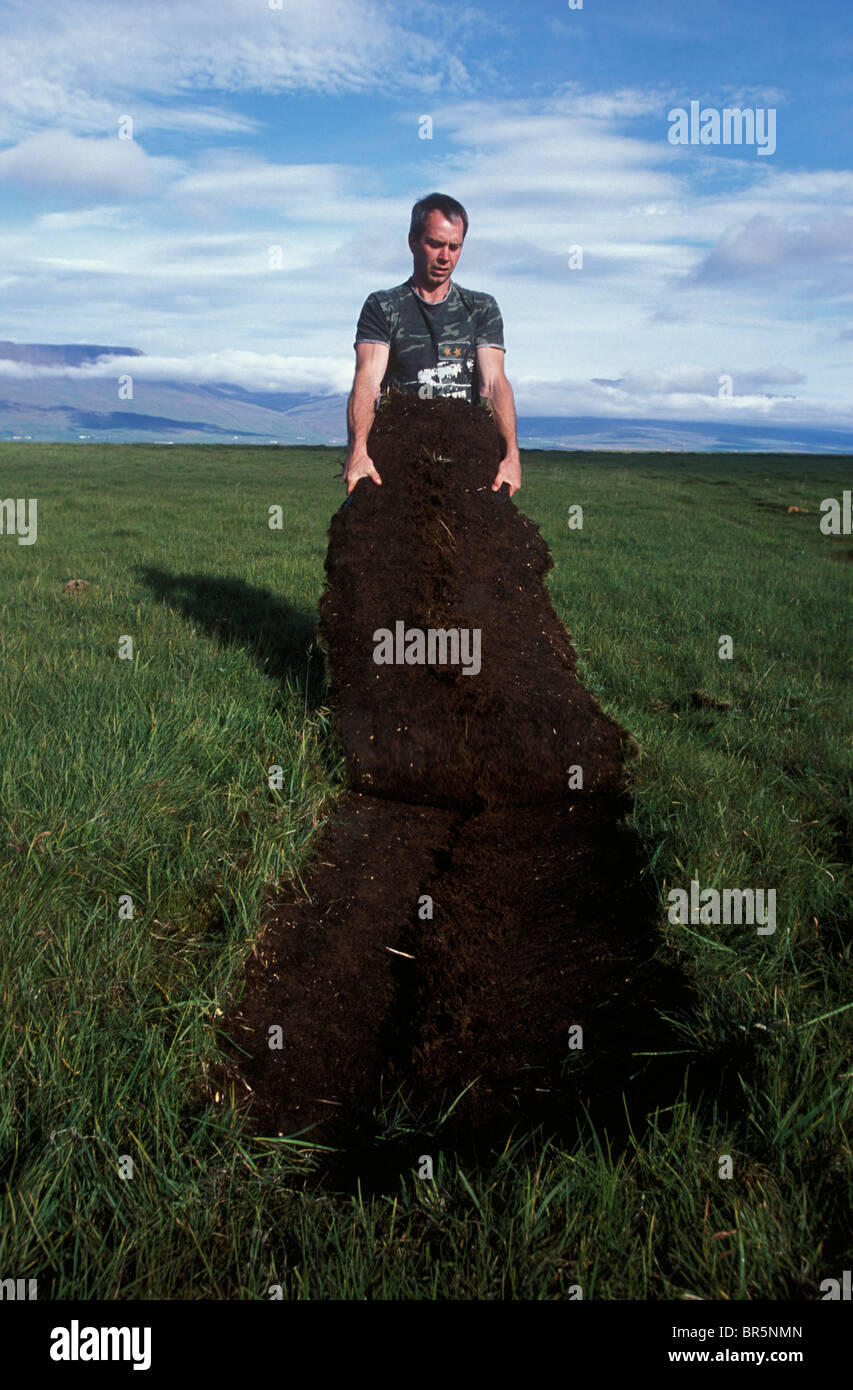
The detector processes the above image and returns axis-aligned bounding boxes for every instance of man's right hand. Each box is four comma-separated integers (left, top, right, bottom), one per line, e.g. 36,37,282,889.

345,344,390,494
343,449,382,494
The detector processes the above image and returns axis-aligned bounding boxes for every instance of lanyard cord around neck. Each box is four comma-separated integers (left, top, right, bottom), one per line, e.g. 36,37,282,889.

408,281,479,397
410,280,451,362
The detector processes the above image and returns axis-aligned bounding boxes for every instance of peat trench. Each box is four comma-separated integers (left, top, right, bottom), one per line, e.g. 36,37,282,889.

223,394,694,1163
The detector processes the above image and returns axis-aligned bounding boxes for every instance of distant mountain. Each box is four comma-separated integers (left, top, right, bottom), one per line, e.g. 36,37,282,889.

515,416,853,455
0,342,349,444
0,341,850,453
0,341,144,368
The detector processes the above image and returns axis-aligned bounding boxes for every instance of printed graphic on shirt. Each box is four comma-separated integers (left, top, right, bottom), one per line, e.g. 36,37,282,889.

354,278,504,403
418,341,476,399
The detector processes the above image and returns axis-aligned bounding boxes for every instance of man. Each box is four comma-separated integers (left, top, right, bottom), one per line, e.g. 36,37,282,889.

343,193,521,497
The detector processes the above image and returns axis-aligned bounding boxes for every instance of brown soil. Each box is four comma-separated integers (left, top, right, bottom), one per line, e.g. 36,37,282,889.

222,393,686,1157
320,393,627,807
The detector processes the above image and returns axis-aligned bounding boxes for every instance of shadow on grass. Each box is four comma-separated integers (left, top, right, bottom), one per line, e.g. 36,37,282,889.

137,567,327,709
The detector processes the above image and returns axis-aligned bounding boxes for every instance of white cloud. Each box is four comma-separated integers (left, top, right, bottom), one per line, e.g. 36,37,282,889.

0,350,353,395
172,158,368,213
689,212,853,291
34,205,131,232
587,362,805,397
547,85,674,121
0,347,840,430
508,370,852,429
763,170,853,204
1,44,851,432
0,0,483,144
134,107,262,136
0,130,180,199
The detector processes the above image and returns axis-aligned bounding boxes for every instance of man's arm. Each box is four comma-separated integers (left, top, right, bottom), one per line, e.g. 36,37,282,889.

477,345,522,496
344,341,390,494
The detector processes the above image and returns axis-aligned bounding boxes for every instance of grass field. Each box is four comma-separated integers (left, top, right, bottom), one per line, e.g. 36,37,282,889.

0,441,850,1299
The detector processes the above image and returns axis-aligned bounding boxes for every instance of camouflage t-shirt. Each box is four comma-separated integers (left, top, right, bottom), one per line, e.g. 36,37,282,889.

354,277,505,402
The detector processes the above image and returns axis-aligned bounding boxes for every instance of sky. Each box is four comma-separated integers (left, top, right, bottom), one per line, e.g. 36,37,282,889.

1,0,852,428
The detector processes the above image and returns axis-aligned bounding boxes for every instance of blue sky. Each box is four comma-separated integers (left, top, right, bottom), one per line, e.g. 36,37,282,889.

1,0,851,428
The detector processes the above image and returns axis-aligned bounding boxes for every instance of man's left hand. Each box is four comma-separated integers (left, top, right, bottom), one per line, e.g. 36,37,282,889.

491,454,521,497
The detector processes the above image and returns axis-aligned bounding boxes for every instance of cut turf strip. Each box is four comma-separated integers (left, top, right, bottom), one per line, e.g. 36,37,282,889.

223,394,683,1148
320,393,628,808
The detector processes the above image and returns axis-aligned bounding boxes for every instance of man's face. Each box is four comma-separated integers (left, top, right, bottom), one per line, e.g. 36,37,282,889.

408,210,465,289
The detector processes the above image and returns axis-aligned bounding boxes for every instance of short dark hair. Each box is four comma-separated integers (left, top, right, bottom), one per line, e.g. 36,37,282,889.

409,193,468,241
